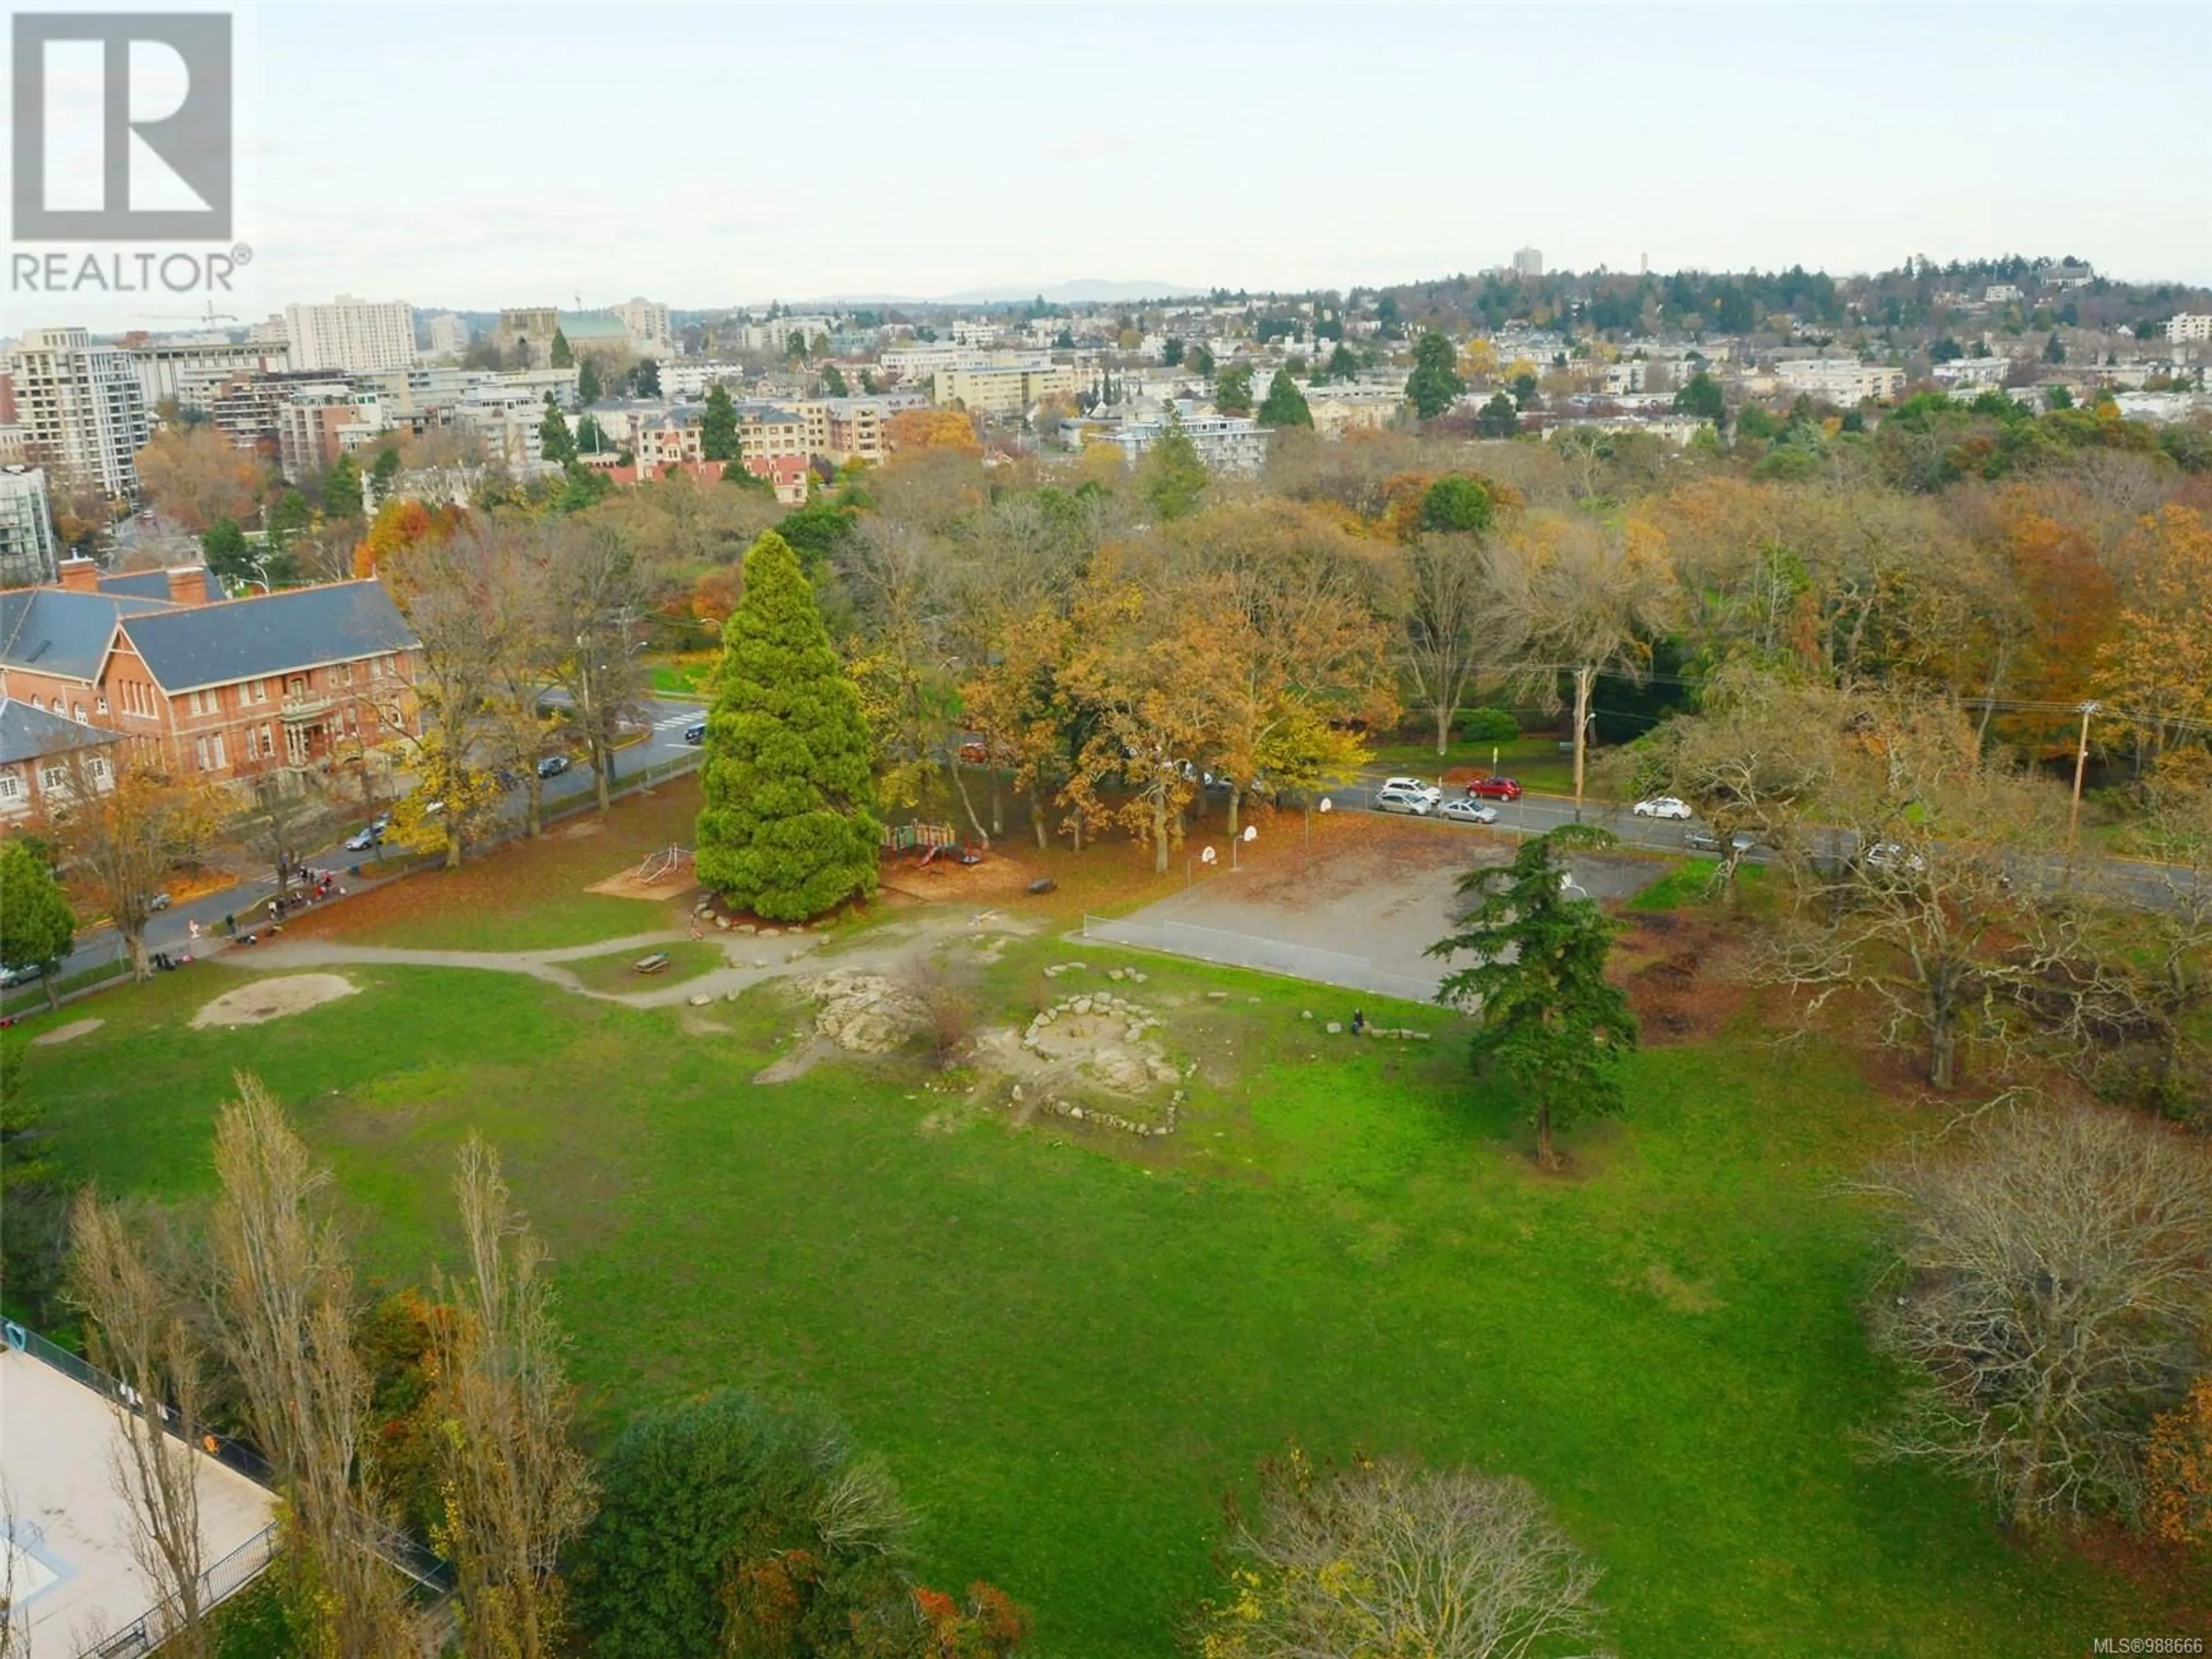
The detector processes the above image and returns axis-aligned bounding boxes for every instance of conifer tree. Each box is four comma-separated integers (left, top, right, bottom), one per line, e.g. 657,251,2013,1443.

700,384,739,461
696,533,881,919
1256,372,1313,429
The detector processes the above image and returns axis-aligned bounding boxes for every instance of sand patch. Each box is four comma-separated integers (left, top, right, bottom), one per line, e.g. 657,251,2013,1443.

31,1017,103,1046
559,819,604,838
193,974,358,1028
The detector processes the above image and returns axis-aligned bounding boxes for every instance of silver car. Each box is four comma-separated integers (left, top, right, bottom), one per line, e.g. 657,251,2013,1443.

1374,785,1435,816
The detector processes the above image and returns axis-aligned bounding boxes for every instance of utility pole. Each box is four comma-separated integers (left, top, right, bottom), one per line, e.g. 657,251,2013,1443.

2068,700,2099,840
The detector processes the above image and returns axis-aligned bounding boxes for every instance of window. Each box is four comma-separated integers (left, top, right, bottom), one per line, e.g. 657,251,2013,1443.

252,679,268,703
209,734,226,770
39,764,67,792
0,771,20,802
96,694,108,715
341,661,354,685
73,703,86,723
88,756,111,786
260,725,275,758
195,737,209,769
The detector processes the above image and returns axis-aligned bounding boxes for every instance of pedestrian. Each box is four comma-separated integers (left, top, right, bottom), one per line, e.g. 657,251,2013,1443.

188,918,201,940
223,911,235,938
1351,1008,1366,1036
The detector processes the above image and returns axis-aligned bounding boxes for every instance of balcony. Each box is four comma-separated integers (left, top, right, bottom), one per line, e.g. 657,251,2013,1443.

279,694,334,724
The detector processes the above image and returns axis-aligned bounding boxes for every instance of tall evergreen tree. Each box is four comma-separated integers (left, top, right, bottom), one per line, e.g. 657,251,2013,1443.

1427,827,1637,1168
319,454,364,520
1139,409,1209,521
1405,331,1466,419
700,384,739,461
577,357,603,404
549,328,574,368
1324,343,1358,382
0,840,75,1012
1256,371,1313,429
539,393,577,465
695,532,881,919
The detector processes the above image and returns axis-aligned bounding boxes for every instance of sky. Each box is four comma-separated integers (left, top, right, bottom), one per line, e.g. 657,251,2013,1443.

7,1,2211,333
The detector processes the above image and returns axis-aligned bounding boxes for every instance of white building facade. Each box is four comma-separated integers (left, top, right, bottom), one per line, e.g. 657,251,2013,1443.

0,465,59,588
3,327,151,496
283,296,419,373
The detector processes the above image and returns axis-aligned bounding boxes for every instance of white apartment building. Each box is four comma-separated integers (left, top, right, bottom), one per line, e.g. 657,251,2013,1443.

1111,410,1271,474
0,466,59,589
661,362,745,401
1984,284,2024,305
4,327,151,496
1513,247,1544,278
1774,358,1906,404
425,313,471,358
612,297,674,357
127,335,292,413
2168,314,2212,344
283,296,419,373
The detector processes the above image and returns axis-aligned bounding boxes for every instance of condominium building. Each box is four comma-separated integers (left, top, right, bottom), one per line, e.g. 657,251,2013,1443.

124,334,292,413
1774,358,1906,404
1111,410,1271,474
1513,247,1544,278
3,327,152,496
734,403,808,463
283,296,419,373
2168,314,2212,344
931,362,1080,416
0,467,59,589
612,297,674,357
798,395,923,465
425,313,471,358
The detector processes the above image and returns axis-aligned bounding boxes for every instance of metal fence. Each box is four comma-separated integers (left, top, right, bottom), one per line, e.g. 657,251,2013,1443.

1,1320,457,1653
1080,914,1441,1004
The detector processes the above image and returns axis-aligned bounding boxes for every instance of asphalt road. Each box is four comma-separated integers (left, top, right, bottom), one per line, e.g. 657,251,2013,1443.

49,697,707,983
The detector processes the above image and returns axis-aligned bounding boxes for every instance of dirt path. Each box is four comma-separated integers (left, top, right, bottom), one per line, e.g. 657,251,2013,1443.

218,911,1036,1009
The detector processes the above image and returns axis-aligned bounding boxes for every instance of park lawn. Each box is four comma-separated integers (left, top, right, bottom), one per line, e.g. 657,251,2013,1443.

646,654,715,697
562,940,728,993
7,938,2178,1658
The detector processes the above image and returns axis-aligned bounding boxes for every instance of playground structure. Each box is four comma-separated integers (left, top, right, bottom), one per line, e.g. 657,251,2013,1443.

637,844,694,884
882,821,958,854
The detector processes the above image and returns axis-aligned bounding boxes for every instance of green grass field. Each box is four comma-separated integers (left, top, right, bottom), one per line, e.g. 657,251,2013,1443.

6,892,2169,1658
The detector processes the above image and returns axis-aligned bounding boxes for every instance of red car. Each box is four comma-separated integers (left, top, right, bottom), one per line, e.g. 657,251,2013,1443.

1465,776,1522,801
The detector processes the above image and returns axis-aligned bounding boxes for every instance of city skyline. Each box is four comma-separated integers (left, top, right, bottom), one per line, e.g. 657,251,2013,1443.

4,1,2207,334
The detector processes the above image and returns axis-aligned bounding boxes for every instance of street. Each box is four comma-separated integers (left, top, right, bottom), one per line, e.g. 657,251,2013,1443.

51,698,706,983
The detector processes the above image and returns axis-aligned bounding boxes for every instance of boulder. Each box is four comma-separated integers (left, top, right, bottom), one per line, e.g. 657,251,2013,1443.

735,923,756,936
1325,1021,1343,1034
801,968,930,1054
714,915,731,930
1206,991,1229,1002
761,927,780,939
1026,876,1058,895
688,993,713,1007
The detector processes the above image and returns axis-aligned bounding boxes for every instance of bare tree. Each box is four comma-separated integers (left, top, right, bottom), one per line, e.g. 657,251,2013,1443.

204,1075,411,1658
541,522,648,812
1488,512,1675,819
68,1194,210,1659
1857,1101,2212,1530
1399,532,1519,759
478,531,558,839
433,1135,595,1659
380,526,506,868
1196,1450,1607,1659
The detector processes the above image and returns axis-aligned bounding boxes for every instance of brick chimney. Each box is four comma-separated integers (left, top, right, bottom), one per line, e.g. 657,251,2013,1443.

165,565,209,607
58,555,99,592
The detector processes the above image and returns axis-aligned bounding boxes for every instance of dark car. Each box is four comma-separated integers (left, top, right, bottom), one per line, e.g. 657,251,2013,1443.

1465,776,1523,801
683,722,706,745
536,754,572,779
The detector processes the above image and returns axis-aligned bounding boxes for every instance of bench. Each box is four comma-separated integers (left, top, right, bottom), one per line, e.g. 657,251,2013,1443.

633,952,671,975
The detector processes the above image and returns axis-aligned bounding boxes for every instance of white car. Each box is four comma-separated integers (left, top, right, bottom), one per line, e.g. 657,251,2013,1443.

1633,796,1693,820
1380,777,1443,802
1440,798,1499,825
1373,785,1436,816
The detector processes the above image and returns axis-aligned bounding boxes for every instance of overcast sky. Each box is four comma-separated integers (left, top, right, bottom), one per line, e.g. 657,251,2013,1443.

13,1,2211,331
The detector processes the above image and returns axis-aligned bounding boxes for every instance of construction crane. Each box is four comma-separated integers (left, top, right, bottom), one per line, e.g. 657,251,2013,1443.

147,301,239,330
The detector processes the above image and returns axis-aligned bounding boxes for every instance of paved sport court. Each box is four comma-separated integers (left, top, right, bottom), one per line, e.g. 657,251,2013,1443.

1,1348,276,1657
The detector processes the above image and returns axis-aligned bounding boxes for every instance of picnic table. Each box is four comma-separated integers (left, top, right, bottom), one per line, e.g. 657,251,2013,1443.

633,952,671,975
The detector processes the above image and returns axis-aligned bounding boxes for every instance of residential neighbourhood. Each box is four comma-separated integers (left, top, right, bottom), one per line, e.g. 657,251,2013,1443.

2,8,2210,1659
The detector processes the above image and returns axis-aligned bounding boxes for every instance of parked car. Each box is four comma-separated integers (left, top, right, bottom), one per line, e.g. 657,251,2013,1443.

1440,798,1499,825
683,722,706,745
0,961,46,989
1380,776,1441,801
1465,776,1523,801
148,891,172,911
1863,841,1927,873
343,824,384,852
1633,796,1692,819
1685,827,1758,855
536,754,572,779
1373,784,1436,816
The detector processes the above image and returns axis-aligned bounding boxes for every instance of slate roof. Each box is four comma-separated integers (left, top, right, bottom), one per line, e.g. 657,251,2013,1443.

0,696,123,766
0,589,172,682
98,567,225,603
121,581,418,694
